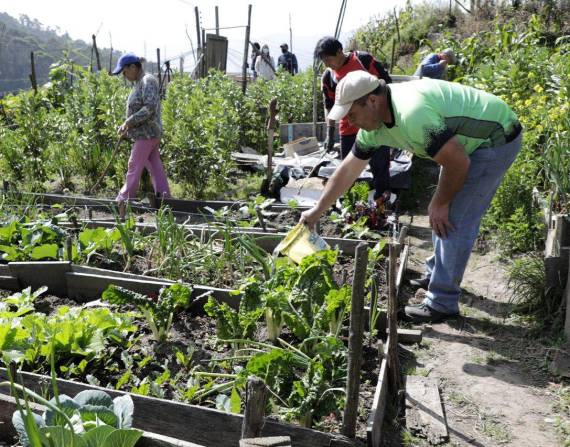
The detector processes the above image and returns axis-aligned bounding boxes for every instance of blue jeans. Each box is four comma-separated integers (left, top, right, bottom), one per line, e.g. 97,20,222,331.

423,133,522,314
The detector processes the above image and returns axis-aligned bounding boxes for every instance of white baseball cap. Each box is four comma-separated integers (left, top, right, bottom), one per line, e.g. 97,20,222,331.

328,71,381,121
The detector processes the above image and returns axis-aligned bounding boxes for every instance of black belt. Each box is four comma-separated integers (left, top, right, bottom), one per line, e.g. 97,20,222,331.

506,122,522,143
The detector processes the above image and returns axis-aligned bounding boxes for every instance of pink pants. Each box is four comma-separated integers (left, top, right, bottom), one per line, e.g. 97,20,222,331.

116,138,171,201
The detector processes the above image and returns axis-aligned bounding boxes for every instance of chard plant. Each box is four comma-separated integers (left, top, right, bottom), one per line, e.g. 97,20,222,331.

102,283,192,342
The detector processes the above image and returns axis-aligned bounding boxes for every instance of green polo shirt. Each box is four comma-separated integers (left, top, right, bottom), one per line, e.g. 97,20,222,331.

353,79,521,159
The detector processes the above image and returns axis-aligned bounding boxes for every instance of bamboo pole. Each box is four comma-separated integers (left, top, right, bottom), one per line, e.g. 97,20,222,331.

241,4,252,94
342,242,369,438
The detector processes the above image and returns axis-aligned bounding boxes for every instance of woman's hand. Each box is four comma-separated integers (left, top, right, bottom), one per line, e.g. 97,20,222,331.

117,122,129,135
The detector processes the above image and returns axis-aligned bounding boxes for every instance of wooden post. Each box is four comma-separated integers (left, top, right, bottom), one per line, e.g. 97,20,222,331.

241,4,252,94
388,242,401,394
266,98,277,183
30,51,37,93
92,34,101,71
311,63,318,137
156,48,162,90
254,206,267,232
215,6,220,35
241,376,269,440
66,237,73,262
342,243,368,438
202,29,206,77
108,48,113,74
393,8,401,43
195,7,202,49
390,39,396,73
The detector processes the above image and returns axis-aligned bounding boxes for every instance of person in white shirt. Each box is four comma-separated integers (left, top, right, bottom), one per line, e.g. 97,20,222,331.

255,44,276,81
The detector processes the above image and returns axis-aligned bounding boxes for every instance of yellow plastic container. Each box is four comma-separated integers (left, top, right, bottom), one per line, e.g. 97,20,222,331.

275,223,330,264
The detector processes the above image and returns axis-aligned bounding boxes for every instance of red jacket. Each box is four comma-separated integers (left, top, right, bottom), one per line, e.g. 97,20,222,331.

322,51,391,135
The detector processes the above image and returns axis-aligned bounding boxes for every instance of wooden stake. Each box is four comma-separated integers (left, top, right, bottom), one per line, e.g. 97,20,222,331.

342,242,369,438
195,6,202,49
266,98,277,182
241,376,268,440
390,39,396,73
92,34,101,71
393,8,401,43
30,51,37,93
66,237,73,262
215,6,220,35
156,48,162,90
241,4,252,94
388,242,401,394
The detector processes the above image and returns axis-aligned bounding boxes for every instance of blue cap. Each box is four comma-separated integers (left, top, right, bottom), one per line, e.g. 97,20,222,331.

112,53,140,75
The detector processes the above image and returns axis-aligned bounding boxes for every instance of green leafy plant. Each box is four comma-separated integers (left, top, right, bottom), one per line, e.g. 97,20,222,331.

9,385,142,447
102,284,192,342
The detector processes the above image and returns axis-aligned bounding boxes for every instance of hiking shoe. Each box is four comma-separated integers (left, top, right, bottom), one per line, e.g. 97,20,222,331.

409,276,430,289
404,303,458,324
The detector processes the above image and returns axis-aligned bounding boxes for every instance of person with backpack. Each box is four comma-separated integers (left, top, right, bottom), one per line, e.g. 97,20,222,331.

315,36,393,204
255,44,276,81
277,43,298,75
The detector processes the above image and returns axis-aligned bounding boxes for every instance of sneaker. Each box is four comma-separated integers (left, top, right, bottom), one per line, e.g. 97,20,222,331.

409,276,430,289
404,303,458,324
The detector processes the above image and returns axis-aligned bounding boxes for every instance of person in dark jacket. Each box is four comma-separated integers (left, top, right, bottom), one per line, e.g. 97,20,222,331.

414,48,457,79
277,43,298,75
315,36,392,203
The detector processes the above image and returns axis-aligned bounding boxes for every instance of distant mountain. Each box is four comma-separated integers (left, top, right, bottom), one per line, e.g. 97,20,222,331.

0,12,133,95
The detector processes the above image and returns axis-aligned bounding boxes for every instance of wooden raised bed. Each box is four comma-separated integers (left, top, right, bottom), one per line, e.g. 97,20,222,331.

0,369,354,447
0,232,409,446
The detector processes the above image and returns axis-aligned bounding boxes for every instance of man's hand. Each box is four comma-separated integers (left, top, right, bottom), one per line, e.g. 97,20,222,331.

428,200,454,238
299,207,323,230
117,122,129,135
439,59,448,68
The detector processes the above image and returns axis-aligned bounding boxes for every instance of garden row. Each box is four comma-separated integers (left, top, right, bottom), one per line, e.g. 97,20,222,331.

0,233,408,445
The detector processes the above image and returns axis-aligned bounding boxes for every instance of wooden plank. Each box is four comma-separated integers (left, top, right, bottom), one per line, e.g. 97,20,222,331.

240,437,291,447
0,393,205,447
366,339,390,447
393,328,422,345
396,244,409,298
405,376,449,445
564,255,570,341
0,275,20,291
65,272,237,309
9,261,71,296
0,369,354,447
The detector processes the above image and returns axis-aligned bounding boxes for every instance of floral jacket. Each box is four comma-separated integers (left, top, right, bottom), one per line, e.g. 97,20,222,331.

124,72,162,140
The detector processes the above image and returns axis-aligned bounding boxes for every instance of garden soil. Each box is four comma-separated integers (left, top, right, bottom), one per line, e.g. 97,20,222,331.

399,214,562,446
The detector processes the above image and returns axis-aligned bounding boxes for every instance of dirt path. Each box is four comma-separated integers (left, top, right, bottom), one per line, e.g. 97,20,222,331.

401,214,561,446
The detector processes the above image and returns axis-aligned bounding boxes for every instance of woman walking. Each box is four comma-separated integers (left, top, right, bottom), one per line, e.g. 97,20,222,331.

112,53,170,217
255,44,276,81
